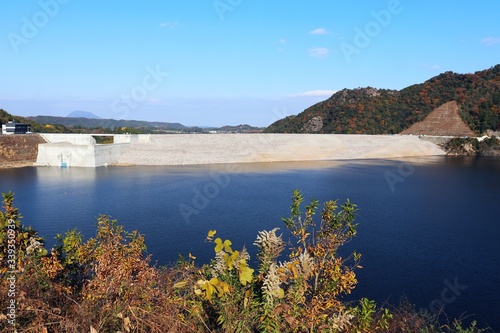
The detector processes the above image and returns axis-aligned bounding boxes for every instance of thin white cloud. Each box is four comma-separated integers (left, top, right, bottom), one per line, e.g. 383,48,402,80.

160,21,179,28
148,98,169,105
422,64,441,71
308,47,329,59
481,37,500,46
310,28,330,35
278,38,286,44
289,90,337,98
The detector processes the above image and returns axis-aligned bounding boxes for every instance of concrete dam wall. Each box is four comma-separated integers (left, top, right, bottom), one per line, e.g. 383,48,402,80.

35,134,137,167
36,141,131,167
32,133,445,167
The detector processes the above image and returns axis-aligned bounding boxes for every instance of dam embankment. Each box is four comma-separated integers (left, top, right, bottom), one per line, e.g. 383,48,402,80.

115,134,446,166
2,133,446,168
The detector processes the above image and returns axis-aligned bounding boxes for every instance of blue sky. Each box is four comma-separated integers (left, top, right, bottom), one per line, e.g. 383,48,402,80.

1,0,499,127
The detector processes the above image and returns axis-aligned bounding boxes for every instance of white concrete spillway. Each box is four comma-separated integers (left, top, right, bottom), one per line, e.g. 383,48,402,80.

35,134,149,167
35,133,445,167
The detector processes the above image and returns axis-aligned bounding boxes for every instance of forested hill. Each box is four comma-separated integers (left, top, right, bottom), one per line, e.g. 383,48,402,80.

265,65,500,135
26,115,187,132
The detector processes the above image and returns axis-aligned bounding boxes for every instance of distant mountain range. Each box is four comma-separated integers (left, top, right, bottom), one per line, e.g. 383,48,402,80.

27,115,187,131
265,65,500,135
67,111,102,119
2,107,264,134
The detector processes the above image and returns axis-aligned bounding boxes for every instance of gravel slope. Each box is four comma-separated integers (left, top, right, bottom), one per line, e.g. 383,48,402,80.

115,134,445,166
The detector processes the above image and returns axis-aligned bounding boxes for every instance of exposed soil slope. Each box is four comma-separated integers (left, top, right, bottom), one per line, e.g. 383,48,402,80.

400,101,475,136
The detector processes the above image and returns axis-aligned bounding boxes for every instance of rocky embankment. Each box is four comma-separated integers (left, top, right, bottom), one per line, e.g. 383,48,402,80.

115,134,446,166
401,101,475,137
0,134,46,168
444,136,500,157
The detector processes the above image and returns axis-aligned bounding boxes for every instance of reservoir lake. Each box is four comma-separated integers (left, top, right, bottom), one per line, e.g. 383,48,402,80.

1,156,499,330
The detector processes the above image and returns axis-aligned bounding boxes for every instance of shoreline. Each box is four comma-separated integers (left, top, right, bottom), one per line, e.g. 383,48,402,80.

0,162,36,169
5,155,498,171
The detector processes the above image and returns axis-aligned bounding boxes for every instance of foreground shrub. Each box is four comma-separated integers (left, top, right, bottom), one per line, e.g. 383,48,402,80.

179,190,395,332
0,193,191,332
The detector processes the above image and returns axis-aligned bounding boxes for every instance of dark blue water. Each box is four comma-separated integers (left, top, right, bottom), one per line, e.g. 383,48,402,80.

1,157,499,330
